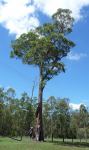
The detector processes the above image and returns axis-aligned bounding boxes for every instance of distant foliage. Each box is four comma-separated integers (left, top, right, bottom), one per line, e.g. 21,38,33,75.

0,86,89,141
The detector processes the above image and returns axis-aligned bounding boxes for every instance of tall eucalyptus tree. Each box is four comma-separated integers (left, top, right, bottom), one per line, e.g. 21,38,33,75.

11,8,75,141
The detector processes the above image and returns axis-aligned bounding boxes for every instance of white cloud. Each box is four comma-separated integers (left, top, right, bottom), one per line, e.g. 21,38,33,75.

0,0,89,36
67,52,87,60
34,0,89,20
0,0,40,37
69,103,81,110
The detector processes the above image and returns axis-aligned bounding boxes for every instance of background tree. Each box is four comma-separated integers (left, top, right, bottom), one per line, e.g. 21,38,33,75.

0,87,5,135
79,104,88,142
56,98,70,142
43,101,51,138
69,110,79,142
0,86,89,143
43,96,56,141
79,104,88,128
77,128,85,143
10,8,75,141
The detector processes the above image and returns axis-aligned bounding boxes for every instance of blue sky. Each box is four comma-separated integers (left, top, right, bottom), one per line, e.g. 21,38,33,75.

0,0,89,109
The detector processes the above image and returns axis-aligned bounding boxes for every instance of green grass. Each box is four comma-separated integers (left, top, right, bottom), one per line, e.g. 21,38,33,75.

0,137,89,150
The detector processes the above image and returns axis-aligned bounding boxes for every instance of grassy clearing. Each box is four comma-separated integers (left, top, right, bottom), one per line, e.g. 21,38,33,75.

0,137,89,150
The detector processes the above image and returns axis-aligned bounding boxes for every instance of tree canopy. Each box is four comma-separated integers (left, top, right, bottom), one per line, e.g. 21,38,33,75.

11,8,75,89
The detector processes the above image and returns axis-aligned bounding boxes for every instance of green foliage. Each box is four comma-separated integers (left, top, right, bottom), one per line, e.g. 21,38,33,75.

70,111,79,139
55,98,70,139
11,8,75,89
79,104,88,128
10,9,75,141
0,87,35,136
77,128,86,140
0,87,89,142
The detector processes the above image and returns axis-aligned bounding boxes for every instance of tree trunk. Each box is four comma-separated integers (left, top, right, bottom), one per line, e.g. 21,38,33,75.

35,68,44,141
80,138,81,143
52,133,53,142
72,137,73,143
63,136,64,143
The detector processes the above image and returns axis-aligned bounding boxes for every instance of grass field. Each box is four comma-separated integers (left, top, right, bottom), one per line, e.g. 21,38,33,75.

0,137,89,150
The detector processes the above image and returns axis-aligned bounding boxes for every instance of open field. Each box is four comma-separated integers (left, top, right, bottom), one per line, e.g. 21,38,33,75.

0,137,89,150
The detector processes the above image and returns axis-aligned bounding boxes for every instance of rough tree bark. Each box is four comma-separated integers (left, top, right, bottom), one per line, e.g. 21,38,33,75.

35,67,44,141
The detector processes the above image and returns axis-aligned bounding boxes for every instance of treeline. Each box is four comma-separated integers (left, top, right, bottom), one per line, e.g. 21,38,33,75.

0,87,36,137
0,87,89,142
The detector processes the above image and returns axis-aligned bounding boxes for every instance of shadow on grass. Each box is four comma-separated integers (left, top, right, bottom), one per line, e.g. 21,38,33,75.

46,140,89,148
